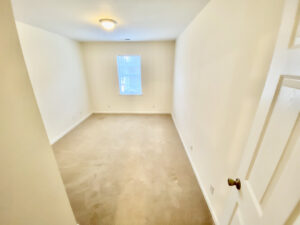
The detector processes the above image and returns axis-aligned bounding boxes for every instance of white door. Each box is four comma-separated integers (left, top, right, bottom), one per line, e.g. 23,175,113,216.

221,0,300,224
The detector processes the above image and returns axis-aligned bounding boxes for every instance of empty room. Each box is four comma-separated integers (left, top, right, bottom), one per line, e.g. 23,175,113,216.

1,0,300,225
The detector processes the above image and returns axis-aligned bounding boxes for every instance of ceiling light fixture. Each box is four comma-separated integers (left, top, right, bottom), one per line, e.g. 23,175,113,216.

99,18,117,31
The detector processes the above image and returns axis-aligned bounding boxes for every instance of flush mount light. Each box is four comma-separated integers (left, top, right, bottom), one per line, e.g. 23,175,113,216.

99,18,117,31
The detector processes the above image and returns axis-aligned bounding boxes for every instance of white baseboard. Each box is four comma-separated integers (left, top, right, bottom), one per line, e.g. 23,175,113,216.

171,114,220,225
50,112,92,145
93,111,171,115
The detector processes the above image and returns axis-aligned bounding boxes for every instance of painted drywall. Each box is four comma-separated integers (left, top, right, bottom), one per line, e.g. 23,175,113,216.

16,22,91,144
81,41,175,113
0,0,76,224
172,0,284,223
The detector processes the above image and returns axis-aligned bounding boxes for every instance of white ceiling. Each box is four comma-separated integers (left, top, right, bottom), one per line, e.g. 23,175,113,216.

11,0,209,41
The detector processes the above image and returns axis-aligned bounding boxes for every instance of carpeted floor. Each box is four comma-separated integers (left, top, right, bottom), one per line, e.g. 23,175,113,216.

53,114,213,225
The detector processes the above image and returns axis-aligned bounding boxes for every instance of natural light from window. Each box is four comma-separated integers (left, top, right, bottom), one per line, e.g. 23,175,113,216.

117,55,142,95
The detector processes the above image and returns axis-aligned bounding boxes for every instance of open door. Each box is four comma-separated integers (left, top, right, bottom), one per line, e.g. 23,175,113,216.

221,0,300,224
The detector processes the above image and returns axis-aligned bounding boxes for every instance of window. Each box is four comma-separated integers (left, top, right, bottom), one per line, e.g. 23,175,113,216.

117,55,142,95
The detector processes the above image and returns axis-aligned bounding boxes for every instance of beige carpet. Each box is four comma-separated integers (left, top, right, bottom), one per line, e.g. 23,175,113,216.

53,114,213,225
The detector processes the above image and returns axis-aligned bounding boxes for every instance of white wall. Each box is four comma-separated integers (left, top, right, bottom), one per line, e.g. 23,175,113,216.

0,0,76,224
16,22,91,144
172,0,284,223
81,41,175,114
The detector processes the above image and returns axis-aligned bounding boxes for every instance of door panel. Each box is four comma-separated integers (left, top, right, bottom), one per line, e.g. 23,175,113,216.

229,206,244,225
225,75,300,225
248,81,300,202
283,202,300,225
222,0,300,224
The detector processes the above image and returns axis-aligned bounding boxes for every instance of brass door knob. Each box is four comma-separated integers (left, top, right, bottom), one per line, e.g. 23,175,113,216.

228,178,241,190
